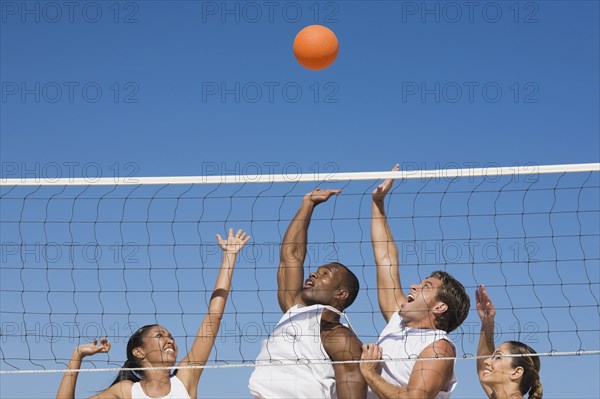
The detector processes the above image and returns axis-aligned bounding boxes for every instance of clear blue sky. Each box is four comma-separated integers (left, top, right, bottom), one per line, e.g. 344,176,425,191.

1,1,599,398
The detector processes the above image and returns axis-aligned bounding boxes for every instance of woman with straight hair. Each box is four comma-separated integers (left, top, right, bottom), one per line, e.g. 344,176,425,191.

476,285,543,399
56,228,250,399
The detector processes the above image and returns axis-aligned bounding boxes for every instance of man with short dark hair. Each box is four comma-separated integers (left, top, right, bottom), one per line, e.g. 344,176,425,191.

249,188,366,399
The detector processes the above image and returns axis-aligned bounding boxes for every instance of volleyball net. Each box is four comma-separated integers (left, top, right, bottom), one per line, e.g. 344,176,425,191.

1,163,599,378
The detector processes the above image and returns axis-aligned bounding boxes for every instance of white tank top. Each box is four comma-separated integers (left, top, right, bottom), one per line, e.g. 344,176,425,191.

367,312,457,399
131,375,190,399
248,304,353,398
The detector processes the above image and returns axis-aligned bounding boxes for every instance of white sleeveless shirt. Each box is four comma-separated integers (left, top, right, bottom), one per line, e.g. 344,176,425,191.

131,375,190,399
367,312,457,399
248,304,353,399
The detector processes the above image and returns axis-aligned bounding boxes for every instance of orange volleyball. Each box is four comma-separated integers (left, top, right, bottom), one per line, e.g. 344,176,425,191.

293,25,339,70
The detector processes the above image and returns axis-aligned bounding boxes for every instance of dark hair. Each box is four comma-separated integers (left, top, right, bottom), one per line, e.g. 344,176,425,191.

506,341,543,399
110,324,158,386
429,271,470,333
331,262,360,309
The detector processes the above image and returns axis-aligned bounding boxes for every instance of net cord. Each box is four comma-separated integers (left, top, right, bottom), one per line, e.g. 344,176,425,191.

1,350,598,375
2,163,599,186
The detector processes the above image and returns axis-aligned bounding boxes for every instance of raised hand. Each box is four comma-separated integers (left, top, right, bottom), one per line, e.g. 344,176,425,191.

304,188,341,205
216,228,251,255
372,164,399,202
75,338,111,359
476,285,496,323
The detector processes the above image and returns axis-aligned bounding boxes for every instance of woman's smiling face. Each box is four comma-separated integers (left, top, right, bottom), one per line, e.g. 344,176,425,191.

481,342,521,386
137,325,178,366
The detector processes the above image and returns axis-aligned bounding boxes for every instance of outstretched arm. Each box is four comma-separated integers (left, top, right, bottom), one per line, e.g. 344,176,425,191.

476,285,496,398
371,165,406,322
360,340,455,399
277,189,341,312
56,339,112,399
177,228,250,395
